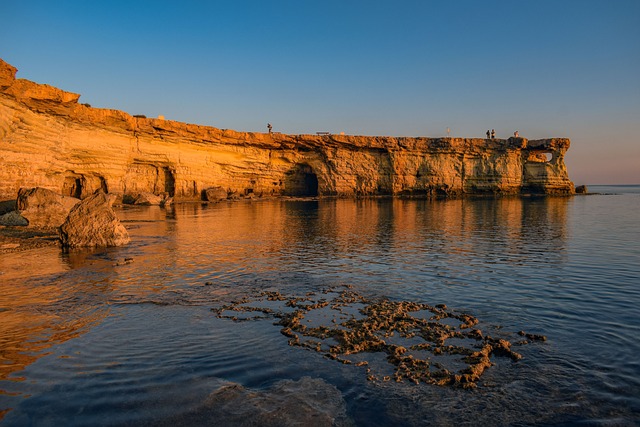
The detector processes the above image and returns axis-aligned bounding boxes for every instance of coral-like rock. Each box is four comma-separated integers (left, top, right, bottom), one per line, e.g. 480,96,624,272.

16,187,80,228
59,190,129,248
0,58,574,200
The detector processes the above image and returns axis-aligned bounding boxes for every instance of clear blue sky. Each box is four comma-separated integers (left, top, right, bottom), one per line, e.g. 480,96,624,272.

1,0,638,184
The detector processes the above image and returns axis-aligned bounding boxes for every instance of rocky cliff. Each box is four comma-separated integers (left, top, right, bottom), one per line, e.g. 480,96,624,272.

0,58,574,201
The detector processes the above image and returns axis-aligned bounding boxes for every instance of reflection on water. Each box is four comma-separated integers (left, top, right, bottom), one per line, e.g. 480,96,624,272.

0,193,639,425
0,247,113,387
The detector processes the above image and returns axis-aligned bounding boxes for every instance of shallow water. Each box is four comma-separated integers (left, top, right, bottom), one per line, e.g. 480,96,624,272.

1,186,639,426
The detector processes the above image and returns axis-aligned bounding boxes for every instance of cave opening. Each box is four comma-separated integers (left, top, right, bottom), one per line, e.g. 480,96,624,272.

527,151,553,163
163,167,175,197
284,164,319,197
63,175,84,199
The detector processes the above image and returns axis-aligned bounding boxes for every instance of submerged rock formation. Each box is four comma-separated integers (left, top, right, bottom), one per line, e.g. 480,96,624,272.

0,58,574,201
186,377,352,426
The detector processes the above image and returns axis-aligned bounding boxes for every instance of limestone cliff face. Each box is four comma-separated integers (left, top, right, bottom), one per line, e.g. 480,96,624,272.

0,59,574,201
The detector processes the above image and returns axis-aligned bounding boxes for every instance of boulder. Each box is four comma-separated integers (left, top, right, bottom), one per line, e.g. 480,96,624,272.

0,211,28,226
205,186,228,202
0,199,16,216
161,196,173,207
16,187,80,228
130,192,164,205
575,185,588,194
59,190,130,248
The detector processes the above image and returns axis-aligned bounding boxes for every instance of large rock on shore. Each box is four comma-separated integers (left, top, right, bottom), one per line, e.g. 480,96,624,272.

59,190,130,248
17,187,80,228
0,200,16,216
205,186,228,202
132,192,165,206
0,211,29,226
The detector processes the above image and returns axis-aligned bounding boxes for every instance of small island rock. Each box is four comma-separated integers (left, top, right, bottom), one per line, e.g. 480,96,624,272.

575,185,588,194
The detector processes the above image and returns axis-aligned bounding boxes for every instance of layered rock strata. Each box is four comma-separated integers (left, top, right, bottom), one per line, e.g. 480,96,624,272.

0,58,574,201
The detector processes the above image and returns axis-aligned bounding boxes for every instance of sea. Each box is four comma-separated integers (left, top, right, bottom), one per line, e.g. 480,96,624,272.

0,185,639,426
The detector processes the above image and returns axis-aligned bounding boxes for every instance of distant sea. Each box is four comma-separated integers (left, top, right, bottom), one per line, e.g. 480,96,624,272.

1,185,638,426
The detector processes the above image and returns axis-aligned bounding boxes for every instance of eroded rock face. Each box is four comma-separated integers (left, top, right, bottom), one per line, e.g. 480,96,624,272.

59,190,129,248
0,59,17,89
0,58,575,200
16,187,80,228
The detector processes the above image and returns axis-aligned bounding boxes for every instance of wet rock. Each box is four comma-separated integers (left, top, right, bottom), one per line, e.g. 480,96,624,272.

575,185,588,194
132,192,164,205
0,211,28,226
518,331,547,341
0,199,16,216
113,257,134,266
59,190,130,248
161,196,173,207
16,187,80,228
205,186,228,202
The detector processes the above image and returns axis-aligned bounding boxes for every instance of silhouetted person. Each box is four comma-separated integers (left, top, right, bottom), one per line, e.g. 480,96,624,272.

486,130,490,139
514,130,519,137
491,129,495,139
267,123,273,134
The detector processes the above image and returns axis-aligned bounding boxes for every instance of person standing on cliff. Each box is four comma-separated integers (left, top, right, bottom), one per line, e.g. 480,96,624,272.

491,129,495,139
267,123,272,134
514,130,519,137
486,130,490,139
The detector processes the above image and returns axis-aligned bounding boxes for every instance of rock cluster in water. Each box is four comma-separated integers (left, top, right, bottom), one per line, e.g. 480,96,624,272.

214,286,544,389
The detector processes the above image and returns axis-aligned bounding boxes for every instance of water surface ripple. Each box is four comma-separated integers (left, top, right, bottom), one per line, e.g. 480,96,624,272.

1,186,639,425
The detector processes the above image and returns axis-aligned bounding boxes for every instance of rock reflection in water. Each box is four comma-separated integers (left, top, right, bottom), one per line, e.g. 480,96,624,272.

0,248,110,391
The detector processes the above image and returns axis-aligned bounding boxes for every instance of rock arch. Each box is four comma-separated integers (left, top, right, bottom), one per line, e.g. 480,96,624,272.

284,163,319,197
162,166,175,197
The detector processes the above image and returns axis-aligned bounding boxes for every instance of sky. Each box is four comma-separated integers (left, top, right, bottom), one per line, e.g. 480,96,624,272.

1,0,638,184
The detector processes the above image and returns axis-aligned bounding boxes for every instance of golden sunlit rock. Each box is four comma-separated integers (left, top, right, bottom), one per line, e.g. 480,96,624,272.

0,58,574,202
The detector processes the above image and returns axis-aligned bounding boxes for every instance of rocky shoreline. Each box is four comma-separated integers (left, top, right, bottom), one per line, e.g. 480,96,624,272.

0,226,58,254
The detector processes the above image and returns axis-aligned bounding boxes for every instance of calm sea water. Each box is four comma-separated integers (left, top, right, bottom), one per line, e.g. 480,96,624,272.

1,186,639,426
